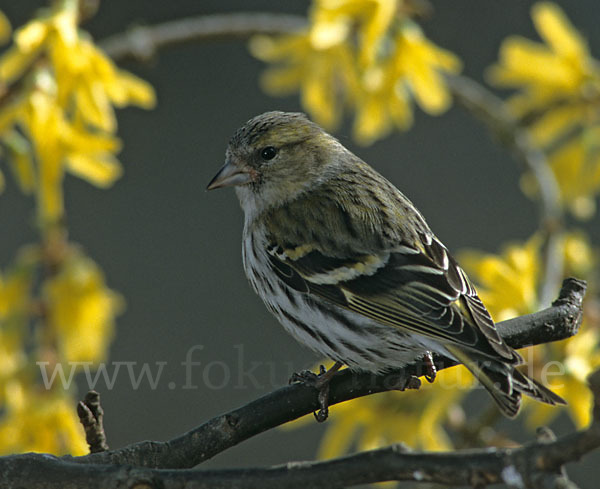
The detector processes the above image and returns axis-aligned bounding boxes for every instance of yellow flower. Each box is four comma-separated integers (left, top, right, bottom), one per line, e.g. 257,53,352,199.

459,236,542,322
251,2,460,144
460,232,596,321
321,367,473,457
44,253,123,364
353,61,413,144
488,2,597,113
1,0,155,122
353,21,460,144
0,0,155,221
0,270,30,322
562,231,596,277
311,0,398,68
0,381,87,455
489,2,600,218
525,328,600,429
18,76,125,221
0,327,26,407
250,32,358,129
50,29,155,132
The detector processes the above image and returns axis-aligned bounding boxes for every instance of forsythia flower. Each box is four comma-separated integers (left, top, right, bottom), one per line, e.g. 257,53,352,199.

521,125,600,219
0,328,26,407
459,236,542,322
354,21,460,144
44,252,123,364
20,77,123,220
250,34,357,130
0,247,37,405
525,329,600,429
489,2,600,218
0,382,87,455
0,0,155,221
310,0,397,68
250,0,460,144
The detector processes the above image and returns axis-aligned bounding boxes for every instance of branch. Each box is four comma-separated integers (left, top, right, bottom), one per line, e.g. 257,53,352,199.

0,279,588,487
99,12,306,61
77,391,109,454
54,277,584,471
1,347,598,489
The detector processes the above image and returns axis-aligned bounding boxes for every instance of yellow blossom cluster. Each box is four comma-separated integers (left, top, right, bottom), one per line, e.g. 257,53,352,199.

0,240,122,455
44,251,123,365
0,381,88,455
250,0,461,144
488,2,600,219
0,0,155,223
0,1,149,455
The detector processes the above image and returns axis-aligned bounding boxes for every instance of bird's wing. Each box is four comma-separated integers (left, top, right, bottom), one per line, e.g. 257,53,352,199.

265,216,516,362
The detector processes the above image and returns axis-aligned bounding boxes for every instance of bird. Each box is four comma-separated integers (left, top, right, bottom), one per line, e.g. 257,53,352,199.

207,110,565,420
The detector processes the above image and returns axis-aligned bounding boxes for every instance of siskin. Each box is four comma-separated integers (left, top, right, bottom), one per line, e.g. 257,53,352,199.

208,111,565,419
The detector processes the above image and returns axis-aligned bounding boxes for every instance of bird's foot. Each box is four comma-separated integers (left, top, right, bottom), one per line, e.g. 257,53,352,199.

423,351,437,383
289,361,343,422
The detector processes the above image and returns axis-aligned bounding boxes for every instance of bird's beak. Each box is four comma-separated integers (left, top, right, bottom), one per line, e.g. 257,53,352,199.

206,159,253,190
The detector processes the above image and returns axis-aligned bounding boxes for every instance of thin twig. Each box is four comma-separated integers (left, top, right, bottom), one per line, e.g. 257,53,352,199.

100,12,306,61
77,391,109,453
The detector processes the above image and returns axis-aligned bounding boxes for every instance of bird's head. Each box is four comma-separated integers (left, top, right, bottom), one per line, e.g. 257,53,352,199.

207,111,345,215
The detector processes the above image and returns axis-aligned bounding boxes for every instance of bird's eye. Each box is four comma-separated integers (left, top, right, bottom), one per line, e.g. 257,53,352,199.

260,146,277,161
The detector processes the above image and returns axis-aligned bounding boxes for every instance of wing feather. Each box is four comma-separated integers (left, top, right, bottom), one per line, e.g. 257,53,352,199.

264,192,515,362
267,238,514,359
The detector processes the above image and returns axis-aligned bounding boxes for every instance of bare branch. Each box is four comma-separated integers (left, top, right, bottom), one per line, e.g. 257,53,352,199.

77,391,109,454
100,12,306,61
0,355,598,489
59,277,584,471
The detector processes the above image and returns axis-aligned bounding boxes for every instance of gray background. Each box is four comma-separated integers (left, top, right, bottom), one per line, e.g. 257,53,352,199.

1,0,599,484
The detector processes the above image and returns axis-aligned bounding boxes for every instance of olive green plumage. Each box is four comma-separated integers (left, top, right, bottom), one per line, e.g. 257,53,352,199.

208,111,565,417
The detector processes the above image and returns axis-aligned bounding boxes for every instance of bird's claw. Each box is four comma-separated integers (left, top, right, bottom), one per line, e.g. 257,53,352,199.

289,368,321,387
289,362,342,422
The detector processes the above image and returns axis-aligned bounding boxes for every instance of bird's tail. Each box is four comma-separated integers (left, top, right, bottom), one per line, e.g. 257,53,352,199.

445,345,566,418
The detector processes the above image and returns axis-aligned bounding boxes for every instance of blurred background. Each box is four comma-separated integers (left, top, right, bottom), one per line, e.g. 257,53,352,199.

1,0,599,484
